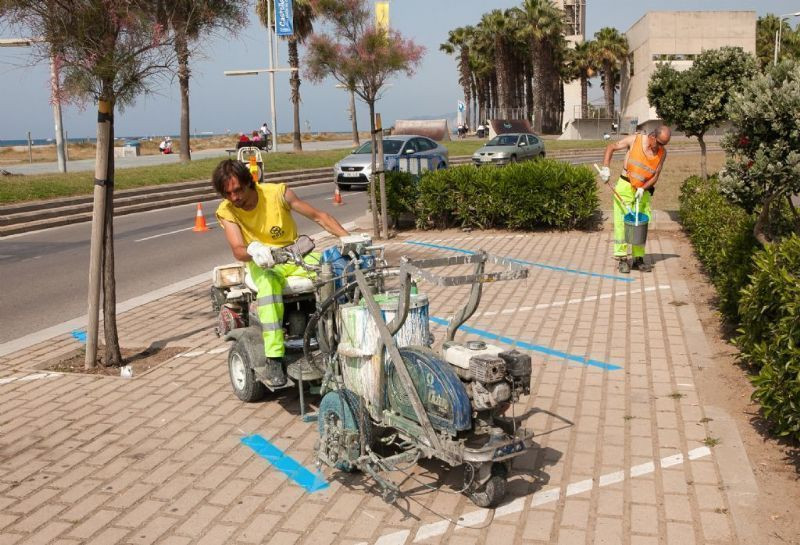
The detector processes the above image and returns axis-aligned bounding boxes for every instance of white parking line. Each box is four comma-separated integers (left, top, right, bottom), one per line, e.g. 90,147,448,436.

477,285,671,316
0,372,61,385
135,221,219,242
359,446,712,545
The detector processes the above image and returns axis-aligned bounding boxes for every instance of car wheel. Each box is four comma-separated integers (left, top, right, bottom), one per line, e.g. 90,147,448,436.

438,161,447,170
510,155,518,164
539,152,546,159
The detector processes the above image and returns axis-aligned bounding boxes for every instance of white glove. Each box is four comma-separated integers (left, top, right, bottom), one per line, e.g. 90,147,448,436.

635,187,645,200
246,241,275,268
598,165,611,183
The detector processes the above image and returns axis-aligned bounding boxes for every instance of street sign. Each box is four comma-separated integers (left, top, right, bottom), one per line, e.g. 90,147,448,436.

275,0,294,36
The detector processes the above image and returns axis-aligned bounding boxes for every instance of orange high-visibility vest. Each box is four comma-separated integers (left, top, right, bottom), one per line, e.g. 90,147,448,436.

624,135,664,188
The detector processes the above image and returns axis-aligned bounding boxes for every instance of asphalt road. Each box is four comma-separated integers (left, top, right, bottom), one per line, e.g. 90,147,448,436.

0,182,369,344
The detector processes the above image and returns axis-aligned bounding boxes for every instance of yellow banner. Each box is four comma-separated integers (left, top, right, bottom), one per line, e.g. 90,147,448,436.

376,1,389,32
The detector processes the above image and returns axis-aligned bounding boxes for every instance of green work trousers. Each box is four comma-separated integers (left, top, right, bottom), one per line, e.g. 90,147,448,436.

247,252,319,358
613,178,651,259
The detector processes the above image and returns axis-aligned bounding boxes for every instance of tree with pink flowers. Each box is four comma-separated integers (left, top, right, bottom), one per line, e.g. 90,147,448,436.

305,0,425,236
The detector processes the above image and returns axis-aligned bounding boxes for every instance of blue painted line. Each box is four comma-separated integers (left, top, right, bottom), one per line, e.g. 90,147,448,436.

430,316,622,371
404,241,634,283
71,330,86,343
241,434,329,493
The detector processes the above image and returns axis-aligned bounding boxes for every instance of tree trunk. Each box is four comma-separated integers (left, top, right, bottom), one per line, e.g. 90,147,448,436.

349,87,359,146
603,61,615,118
102,118,122,367
524,59,534,123
698,134,707,181
753,193,775,246
531,39,544,133
368,100,380,238
85,99,111,369
288,37,302,151
175,31,191,163
581,75,588,118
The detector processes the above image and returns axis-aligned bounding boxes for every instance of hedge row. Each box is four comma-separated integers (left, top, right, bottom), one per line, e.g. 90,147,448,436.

679,175,800,440
383,160,598,231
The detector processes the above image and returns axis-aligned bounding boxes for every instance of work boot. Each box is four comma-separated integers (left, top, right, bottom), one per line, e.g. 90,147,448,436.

617,258,631,274
632,257,652,272
258,357,287,387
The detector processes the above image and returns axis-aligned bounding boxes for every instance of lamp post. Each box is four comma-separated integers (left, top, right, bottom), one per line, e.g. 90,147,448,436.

774,12,800,66
0,38,67,172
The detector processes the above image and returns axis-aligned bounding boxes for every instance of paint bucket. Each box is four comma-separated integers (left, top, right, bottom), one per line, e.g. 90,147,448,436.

336,294,431,418
624,212,649,246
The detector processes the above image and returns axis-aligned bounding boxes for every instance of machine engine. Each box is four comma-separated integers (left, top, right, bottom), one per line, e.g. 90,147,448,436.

442,340,531,411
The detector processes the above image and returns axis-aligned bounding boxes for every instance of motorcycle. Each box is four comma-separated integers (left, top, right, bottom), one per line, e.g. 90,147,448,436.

211,235,536,508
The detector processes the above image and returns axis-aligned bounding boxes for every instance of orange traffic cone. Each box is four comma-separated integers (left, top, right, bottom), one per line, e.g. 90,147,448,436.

333,185,343,206
192,203,209,232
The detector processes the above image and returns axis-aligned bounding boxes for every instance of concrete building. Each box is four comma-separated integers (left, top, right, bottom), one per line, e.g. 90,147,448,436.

557,0,586,130
620,11,756,133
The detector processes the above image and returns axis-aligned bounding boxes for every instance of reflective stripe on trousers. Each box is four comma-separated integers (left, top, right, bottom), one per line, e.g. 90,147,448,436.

247,252,319,358
613,178,651,258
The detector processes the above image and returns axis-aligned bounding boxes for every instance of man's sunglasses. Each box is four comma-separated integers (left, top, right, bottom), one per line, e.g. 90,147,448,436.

649,132,669,146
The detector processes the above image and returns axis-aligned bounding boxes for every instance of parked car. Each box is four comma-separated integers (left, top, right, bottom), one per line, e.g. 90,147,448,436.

334,135,449,189
471,132,545,166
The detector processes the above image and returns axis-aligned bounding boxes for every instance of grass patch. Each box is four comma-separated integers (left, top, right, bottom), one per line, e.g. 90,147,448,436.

702,436,721,447
0,149,350,204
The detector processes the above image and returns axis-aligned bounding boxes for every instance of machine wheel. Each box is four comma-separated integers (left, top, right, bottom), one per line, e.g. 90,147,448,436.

228,340,267,402
318,389,372,472
468,475,506,508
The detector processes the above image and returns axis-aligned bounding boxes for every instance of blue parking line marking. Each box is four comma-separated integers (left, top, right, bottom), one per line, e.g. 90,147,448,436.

429,316,622,371
404,241,634,282
71,330,87,343
241,434,329,493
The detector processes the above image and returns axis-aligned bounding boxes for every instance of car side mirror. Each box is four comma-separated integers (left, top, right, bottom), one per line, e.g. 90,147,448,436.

404,148,415,154
518,142,525,147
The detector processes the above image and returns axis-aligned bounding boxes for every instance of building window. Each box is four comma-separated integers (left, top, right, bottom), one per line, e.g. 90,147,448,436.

652,53,697,62
629,53,634,76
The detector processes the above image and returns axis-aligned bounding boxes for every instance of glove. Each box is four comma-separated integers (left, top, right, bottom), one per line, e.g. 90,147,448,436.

598,165,611,183
635,187,645,200
246,241,275,268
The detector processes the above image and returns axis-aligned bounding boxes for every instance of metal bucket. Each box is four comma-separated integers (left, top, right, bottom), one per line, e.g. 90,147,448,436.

624,212,649,246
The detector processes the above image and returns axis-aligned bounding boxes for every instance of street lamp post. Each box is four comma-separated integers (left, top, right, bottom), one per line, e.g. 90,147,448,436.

774,12,800,66
0,38,67,172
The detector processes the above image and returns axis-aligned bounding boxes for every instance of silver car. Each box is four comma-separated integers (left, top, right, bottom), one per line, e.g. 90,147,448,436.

472,133,546,166
334,135,449,189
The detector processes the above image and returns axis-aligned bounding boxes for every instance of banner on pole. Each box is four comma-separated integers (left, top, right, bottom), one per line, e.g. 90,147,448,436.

275,0,294,36
376,1,390,32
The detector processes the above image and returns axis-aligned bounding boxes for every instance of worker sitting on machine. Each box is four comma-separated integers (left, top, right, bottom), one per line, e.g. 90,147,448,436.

211,159,350,387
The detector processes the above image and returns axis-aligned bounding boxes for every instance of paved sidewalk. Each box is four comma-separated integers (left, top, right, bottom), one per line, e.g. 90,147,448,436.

0,214,759,544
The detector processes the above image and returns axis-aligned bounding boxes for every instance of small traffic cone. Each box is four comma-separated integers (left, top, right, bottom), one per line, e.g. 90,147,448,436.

192,203,209,232
333,185,343,206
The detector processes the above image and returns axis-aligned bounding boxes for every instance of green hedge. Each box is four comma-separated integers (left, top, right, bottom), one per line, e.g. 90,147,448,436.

737,235,800,440
678,175,758,319
385,161,597,231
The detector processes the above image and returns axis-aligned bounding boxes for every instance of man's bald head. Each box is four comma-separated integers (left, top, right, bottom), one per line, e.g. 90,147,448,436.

654,125,671,144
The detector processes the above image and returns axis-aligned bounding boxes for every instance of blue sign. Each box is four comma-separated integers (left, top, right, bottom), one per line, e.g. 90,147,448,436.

275,0,294,36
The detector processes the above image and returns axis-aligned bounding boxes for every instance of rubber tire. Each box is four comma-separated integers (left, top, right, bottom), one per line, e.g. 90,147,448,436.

228,339,267,403
438,161,447,170
538,152,546,159
468,475,507,508
509,155,518,164
338,183,351,190
318,389,372,472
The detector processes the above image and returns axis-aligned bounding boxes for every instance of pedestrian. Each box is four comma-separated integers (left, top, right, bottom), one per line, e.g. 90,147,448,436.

597,125,671,273
211,160,350,387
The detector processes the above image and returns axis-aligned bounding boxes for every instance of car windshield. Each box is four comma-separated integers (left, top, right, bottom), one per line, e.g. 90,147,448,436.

352,140,404,155
487,135,519,147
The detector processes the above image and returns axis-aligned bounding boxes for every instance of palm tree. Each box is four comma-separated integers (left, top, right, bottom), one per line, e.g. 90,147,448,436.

480,10,514,117
440,26,475,131
593,27,628,119
511,0,565,133
566,40,596,119
257,0,316,151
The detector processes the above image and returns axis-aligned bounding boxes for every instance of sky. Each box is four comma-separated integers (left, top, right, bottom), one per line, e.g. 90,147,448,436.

0,0,798,140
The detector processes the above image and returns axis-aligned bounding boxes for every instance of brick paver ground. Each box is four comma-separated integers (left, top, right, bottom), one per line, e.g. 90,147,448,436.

0,215,758,544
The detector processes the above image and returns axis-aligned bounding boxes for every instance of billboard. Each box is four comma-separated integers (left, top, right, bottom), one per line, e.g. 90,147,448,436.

275,0,294,37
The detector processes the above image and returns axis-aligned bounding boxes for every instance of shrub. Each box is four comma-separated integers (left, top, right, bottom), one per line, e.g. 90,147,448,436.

379,171,419,224
736,235,800,440
411,160,597,230
678,175,758,319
